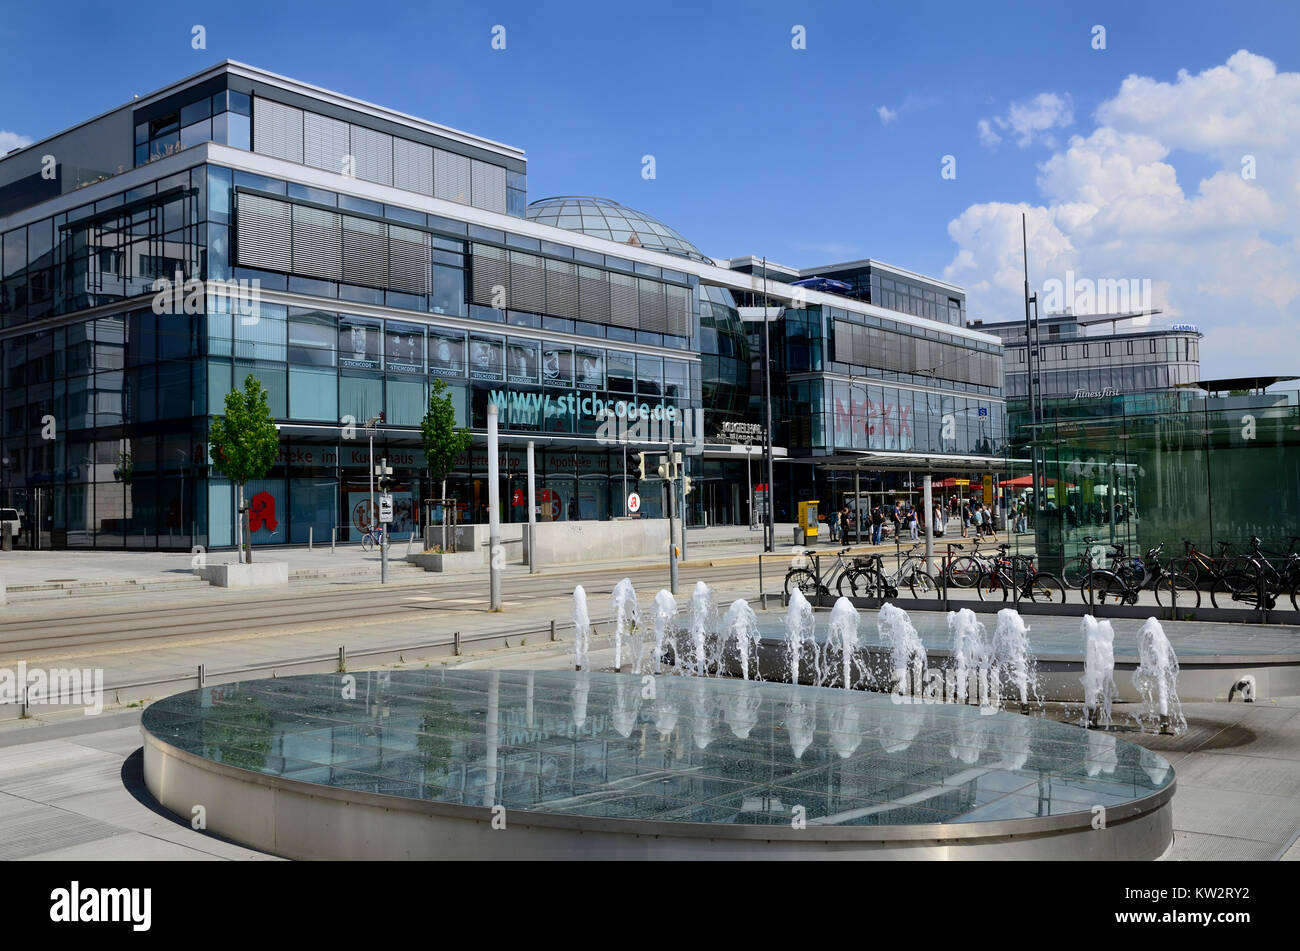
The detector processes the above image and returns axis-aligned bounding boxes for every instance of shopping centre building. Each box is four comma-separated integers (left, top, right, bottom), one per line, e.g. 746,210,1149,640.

0,61,1006,550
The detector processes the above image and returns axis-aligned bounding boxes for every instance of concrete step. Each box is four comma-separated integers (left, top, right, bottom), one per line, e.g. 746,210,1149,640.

4,575,211,603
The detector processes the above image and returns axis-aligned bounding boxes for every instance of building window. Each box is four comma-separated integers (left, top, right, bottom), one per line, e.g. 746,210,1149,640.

1150,339,1156,353
1061,346,1067,361
1082,345,1088,358
1127,341,1133,355
1105,342,1111,357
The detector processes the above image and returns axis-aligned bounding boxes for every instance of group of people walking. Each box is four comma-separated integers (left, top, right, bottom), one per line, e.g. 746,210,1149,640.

824,496,1000,544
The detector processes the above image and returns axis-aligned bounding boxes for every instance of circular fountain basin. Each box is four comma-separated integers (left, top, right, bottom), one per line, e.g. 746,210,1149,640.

142,669,1173,860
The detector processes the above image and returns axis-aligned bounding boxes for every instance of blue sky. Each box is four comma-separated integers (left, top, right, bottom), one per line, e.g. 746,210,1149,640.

2,1,1298,372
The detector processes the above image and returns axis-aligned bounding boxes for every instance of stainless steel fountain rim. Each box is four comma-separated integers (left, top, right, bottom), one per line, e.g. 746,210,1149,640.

141,728,1174,845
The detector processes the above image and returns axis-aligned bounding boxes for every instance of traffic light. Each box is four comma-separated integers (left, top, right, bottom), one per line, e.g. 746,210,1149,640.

657,459,671,481
636,452,648,480
682,475,693,497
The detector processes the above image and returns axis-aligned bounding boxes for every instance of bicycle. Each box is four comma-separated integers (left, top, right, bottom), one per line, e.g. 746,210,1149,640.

359,526,386,552
841,544,938,599
1175,538,1236,585
785,548,916,599
1063,536,1138,589
944,537,1001,588
975,545,1066,604
1209,537,1300,610
1081,542,1201,607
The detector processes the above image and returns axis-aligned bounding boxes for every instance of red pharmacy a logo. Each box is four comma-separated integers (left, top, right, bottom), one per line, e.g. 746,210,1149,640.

249,490,278,532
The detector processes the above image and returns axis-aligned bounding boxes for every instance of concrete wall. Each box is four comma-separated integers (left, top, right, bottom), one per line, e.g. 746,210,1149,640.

427,519,679,566
195,561,289,588
524,518,677,566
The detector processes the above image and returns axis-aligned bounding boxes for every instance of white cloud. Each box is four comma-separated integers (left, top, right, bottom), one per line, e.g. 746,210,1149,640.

0,130,32,154
978,92,1074,149
946,51,1300,378
877,105,898,125
977,119,1001,147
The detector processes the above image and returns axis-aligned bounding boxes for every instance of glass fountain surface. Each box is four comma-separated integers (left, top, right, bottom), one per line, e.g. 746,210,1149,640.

142,669,1172,827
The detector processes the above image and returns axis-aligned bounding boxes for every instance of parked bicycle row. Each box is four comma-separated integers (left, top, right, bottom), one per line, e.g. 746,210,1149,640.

783,535,1300,611
1058,534,1300,610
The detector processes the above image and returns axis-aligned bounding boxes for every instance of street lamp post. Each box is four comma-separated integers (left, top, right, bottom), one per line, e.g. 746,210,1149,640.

761,258,776,552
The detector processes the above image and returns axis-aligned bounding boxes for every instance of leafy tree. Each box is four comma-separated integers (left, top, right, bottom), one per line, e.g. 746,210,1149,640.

420,379,473,551
209,374,279,563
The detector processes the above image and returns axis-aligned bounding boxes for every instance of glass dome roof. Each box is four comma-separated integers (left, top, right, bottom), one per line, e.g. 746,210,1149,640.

526,196,713,264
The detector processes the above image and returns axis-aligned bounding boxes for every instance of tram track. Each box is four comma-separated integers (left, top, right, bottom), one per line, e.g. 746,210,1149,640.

0,561,762,658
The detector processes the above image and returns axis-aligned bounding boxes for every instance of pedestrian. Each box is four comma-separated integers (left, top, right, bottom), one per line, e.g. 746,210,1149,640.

891,502,903,542
932,502,944,538
842,506,854,542
908,506,919,541
827,507,839,543
961,501,971,538
872,504,885,545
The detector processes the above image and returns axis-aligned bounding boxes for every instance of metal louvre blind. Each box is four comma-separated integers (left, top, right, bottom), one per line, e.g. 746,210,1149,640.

303,112,350,174
578,265,610,322
470,243,510,307
393,137,434,195
253,98,304,164
434,149,472,203
471,160,507,213
544,258,579,319
637,277,667,333
291,204,342,280
349,124,393,186
235,193,292,272
389,226,431,295
665,284,692,336
609,272,639,328
342,215,388,287
509,251,546,312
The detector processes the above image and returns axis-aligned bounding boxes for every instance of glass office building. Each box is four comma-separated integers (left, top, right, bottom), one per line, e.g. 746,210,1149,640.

976,314,1202,401
0,61,1006,549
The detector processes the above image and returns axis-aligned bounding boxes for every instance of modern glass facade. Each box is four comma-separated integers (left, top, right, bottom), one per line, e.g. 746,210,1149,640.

1013,390,1300,574
980,316,1202,401
804,260,967,328
1,62,1008,548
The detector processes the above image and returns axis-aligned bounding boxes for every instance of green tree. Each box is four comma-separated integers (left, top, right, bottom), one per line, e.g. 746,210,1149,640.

209,374,279,563
420,379,473,551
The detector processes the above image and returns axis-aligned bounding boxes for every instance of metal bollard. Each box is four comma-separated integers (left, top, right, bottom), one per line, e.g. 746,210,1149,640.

198,664,205,687
550,619,556,642
338,646,346,672
453,631,462,656
309,526,313,552
331,527,336,553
